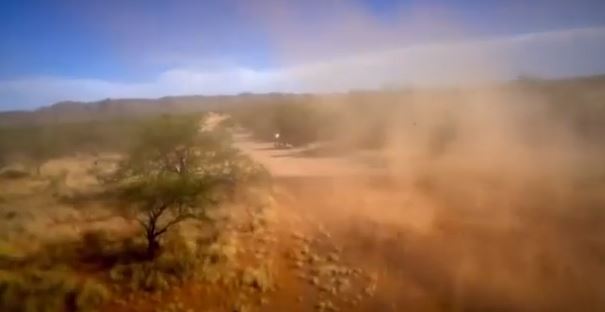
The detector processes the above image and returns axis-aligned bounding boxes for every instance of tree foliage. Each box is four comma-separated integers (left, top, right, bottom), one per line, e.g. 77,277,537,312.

111,115,267,258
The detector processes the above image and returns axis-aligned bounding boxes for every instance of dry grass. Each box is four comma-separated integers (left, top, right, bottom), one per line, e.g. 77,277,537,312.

0,268,109,312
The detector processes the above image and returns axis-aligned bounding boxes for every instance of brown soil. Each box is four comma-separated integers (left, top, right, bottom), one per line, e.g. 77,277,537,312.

103,130,605,312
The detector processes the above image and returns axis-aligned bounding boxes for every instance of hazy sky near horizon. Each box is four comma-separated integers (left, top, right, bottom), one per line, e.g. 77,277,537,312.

1,0,605,110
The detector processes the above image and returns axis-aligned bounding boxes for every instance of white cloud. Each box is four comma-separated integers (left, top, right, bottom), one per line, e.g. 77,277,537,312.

1,26,604,110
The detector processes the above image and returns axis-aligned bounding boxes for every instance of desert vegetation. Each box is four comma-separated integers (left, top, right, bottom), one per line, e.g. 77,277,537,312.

0,113,273,311
108,115,267,258
0,77,605,311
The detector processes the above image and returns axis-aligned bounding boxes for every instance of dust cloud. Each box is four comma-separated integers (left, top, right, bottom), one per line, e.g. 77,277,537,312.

242,2,605,310
266,85,605,312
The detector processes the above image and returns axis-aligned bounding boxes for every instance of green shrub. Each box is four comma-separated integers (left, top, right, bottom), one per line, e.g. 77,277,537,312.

81,230,112,253
33,241,80,268
108,231,198,292
76,279,111,312
106,229,244,293
80,230,120,261
194,233,240,284
109,261,175,292
78,231,149,267
0,168,29,180
0,269,109,312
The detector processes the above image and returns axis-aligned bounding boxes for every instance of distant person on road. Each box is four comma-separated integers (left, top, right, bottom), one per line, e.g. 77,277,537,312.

273,132,287,148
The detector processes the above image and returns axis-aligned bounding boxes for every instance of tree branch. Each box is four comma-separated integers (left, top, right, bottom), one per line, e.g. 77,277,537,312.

154,213,195,238
136,217,150,231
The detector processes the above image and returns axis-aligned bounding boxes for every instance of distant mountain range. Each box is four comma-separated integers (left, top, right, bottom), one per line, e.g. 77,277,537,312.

1,74,604,126
0,93,307,125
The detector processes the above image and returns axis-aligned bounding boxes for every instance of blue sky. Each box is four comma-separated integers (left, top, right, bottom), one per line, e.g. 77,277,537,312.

1,0,605,110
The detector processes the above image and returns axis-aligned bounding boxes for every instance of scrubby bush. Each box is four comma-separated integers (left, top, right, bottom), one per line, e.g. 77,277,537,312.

107,231,198,292
0,269,109,312
24,232,138,270
105,228,246,293
109,263,172,292
0,118,148,175
0,168,29,180
76,279,111,312
79,230,133,264
31,241,81,269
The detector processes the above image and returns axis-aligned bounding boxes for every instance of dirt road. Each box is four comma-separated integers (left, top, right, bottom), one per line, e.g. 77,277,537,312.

232,128,605,312
233,130,446,311
234,132,372,177
234,130,436,231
